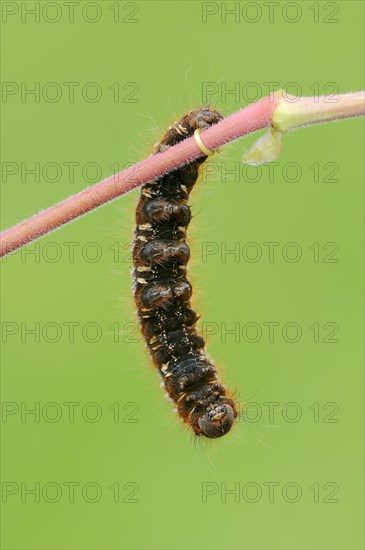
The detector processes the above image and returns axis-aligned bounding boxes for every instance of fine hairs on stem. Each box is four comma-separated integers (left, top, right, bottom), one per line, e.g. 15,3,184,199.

1,90,364,258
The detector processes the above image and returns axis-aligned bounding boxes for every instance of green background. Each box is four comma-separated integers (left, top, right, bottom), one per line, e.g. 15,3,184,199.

1,1,364,548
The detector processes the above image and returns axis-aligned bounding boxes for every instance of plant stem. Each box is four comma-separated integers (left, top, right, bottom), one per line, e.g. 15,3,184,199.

1,91,364,257
273,90,365,132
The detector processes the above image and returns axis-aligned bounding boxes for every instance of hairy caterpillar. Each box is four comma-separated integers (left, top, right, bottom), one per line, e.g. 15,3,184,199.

132,108,237,438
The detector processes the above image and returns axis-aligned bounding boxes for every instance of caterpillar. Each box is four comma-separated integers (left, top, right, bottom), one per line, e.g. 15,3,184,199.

132,107,238,438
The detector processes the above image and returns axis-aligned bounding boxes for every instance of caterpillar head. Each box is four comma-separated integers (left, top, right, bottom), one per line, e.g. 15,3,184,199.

196,401,236,439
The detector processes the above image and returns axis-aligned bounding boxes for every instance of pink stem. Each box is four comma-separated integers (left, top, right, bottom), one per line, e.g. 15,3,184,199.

1,92,363,257
1,96,276,257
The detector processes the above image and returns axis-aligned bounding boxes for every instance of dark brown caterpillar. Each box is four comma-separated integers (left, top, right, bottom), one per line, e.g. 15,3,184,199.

132,108,237,438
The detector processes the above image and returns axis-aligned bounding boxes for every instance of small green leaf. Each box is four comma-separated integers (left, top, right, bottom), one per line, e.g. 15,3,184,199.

242,128,283,166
